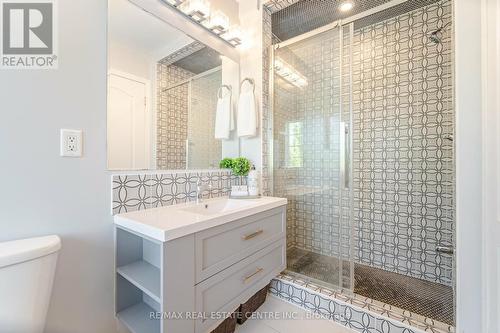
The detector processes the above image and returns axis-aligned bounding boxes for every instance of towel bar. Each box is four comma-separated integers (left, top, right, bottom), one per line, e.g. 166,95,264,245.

217,85,232,99
240,78,255,93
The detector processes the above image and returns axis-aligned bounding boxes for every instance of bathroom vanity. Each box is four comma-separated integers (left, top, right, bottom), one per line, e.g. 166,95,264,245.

114,196,287,333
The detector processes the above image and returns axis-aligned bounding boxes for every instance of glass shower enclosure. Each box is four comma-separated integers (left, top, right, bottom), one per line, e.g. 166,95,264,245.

272,24,355,291
270,0,454,325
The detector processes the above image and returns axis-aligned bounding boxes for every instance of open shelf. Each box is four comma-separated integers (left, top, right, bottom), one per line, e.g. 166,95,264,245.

116,228,163,333
117,260,161,303
117,302,160,333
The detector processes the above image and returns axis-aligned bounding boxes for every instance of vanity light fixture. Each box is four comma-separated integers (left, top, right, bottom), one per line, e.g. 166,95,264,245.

161,0,242,48
180,0,210,22
203,10,230,35
339,1,354,12
221,25,242,46
274,58,308,88
163,0,185,7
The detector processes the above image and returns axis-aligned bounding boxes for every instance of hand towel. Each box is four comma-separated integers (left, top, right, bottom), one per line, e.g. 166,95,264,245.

237,90,258,137
214,94,232,140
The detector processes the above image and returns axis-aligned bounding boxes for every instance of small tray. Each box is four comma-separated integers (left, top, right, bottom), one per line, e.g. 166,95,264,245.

229,195,261,199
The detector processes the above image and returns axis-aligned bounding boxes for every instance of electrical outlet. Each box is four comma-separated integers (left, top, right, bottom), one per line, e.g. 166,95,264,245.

60,129,83,157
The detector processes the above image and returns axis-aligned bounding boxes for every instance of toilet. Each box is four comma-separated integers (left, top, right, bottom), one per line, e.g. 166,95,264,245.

0,235,61,333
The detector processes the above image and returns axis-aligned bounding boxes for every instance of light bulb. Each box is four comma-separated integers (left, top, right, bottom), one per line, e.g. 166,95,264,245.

222,25,242,46
163,0,184,7
180,0,210,21
273,58,308,88
339,1,354,12
207,10,229,34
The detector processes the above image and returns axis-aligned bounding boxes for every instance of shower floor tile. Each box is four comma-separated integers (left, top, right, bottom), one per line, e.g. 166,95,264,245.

286,247,454,326
354,263,454,326
287,247,341,287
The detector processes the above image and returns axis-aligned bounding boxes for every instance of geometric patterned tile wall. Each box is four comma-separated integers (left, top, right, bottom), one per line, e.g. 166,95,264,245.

272,26,349,270
111,170,238,215
157,42,223,170
264,0,454,287
351,0,454,286
156,63,193,169
261,7,273,198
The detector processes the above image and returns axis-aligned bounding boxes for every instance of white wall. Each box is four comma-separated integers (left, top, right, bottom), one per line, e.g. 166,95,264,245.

1,0,492,332
454,0,484,332
108,41,154,80
238,0,263,169
481,0,500,331
0,1,115,333
221,56,242,158
211,0,240,24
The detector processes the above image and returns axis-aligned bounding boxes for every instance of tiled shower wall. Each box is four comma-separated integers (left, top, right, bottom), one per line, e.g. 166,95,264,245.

272,27,350,263
352,0,453,285
156,54,222,170
266,0,453,286
157,63,192,169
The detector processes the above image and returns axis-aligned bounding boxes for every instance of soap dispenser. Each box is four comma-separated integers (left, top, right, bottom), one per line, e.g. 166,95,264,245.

247,165,260,196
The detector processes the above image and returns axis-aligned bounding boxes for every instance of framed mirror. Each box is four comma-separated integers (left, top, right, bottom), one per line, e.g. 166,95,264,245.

107,0,240,170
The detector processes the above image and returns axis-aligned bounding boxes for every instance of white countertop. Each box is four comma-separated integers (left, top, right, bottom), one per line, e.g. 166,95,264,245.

114,196,288,242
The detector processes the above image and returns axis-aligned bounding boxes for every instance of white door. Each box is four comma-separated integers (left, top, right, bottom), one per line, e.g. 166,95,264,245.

107,72,150,170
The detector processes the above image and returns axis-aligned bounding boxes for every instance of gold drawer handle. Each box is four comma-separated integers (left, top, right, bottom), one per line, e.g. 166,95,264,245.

242,229,264,240
244,268,264,283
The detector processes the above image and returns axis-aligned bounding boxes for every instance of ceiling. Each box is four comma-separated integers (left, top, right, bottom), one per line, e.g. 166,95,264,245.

270,0,442,42
173,47,222,74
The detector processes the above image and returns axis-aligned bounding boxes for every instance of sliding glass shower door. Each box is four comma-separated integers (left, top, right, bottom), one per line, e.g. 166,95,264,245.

272,25,354,291
187,68,222,169
270,0,455,325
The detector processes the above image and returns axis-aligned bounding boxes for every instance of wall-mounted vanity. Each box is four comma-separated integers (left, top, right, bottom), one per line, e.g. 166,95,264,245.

114,196,287,333
107,1,280,333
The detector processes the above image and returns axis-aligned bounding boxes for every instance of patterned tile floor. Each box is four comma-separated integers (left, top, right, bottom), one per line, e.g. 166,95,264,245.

235,295,354,333
286,247,454,326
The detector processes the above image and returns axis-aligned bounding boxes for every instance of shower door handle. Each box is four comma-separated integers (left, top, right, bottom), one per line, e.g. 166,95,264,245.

339,122,349,189
436,246,454,255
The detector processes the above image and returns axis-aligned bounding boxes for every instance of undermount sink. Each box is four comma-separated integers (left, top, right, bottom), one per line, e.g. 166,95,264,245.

181,198,256,216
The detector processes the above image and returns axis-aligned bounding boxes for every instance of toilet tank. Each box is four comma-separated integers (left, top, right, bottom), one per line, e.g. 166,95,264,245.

0,235,61,333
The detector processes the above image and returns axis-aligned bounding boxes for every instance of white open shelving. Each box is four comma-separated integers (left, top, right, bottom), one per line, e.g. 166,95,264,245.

116,228,162,333
117,302,160,333
117,260,161,303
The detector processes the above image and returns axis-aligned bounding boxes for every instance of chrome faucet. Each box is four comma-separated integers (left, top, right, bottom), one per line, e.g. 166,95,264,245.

195,179,211,204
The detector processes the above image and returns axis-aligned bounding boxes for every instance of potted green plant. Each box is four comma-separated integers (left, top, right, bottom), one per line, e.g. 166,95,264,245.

231,157,251,177
219,157,251,185
219,158,234,169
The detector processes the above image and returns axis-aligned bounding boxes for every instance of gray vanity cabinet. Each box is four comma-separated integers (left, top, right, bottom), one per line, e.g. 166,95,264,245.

115,206,286,333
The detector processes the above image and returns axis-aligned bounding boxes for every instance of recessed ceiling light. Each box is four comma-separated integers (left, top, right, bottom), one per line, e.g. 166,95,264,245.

339,1,354,12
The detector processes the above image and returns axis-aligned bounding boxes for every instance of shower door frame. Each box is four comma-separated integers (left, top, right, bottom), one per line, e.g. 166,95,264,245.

269,23,356,292
161,66,223,169
268,0,457,295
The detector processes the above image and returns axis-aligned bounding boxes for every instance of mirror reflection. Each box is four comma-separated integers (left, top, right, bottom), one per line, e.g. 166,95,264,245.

107,0,239,170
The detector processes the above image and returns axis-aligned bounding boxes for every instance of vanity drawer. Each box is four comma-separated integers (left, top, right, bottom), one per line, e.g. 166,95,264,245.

195,207,285,283
195,239,286,333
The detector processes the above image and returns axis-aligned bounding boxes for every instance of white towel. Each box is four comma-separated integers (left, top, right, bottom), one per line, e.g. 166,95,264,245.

237,90,258,137
214,94,232,139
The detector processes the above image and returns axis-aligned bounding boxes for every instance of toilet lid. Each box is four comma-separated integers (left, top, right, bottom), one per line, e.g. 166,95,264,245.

0,235,61,268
